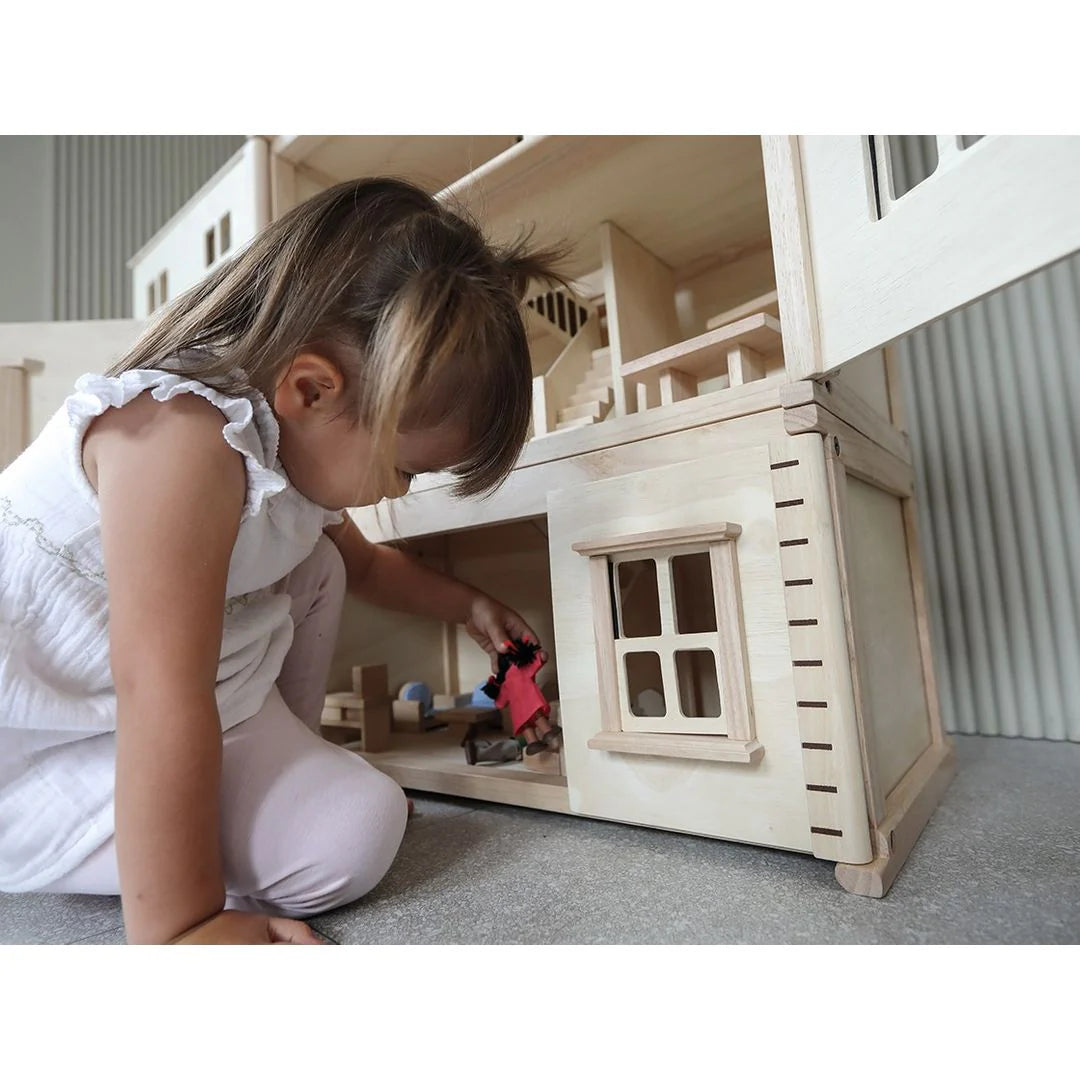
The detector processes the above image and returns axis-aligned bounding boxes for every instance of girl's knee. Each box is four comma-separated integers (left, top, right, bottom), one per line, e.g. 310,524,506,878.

283,766,408,917
334,769,409,901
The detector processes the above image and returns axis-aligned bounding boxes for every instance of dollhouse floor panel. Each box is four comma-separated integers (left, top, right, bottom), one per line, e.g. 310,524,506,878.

2,734,1076,945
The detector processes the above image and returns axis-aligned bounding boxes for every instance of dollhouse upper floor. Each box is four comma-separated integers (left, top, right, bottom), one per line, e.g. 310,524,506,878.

127,135,904,541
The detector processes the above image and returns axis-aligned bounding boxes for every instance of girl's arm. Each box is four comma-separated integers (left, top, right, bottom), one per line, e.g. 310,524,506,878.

90,392,258,943
325,514,540,664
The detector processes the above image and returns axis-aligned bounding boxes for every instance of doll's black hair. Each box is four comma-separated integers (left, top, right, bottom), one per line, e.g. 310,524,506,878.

481,637,542,698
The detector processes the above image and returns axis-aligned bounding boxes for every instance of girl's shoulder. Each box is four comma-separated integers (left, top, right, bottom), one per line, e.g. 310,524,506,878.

66,368,287,521
82,383,241,496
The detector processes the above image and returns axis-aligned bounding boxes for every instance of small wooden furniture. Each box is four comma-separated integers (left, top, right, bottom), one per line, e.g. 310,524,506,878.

436,706,505,746
320,665,392,752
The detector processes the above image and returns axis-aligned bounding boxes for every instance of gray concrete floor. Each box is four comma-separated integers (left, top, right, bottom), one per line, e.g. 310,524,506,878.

2,733,1077,944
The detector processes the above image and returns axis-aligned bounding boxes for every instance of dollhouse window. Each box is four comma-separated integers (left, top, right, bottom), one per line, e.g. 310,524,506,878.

574,524,758,762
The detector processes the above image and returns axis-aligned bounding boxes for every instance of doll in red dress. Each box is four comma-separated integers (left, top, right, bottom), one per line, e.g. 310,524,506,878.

482,636,561,755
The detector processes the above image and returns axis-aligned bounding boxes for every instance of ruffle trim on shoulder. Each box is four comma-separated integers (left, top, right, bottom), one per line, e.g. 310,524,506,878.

64,369,286,520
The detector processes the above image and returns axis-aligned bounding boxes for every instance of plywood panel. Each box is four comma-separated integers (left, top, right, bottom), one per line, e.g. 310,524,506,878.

547,444,815,852
843,477,932,795
799,135,1080,371
442,136,770,280
297,136,519,192
352,400,790,544
330,590,445,698
357,730,570,813
675,247,778,341
830,350,892,420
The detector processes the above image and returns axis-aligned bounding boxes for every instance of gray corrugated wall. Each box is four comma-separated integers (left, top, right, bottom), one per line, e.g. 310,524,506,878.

890,136,1080,741
52,135,244,320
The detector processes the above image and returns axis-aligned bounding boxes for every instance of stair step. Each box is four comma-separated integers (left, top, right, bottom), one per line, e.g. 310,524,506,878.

591,346,611,363
555,415,597,432
558,400,605,424
558,397,614,424
567,384,614,409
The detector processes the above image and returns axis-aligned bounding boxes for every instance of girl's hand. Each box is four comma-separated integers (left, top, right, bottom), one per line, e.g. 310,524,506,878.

170,910,325,945
465,594,546,670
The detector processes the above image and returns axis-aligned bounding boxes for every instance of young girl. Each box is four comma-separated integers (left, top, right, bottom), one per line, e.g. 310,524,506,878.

0,177,563,944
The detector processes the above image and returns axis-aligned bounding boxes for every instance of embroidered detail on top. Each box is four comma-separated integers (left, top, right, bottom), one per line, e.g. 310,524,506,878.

0,495,107,584
224,587,273,615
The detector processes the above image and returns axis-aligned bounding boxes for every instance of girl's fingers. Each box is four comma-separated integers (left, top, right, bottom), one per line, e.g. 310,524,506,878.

267,917,325,944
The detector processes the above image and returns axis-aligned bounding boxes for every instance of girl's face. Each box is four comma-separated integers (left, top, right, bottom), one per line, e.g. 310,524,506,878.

272,352,469,510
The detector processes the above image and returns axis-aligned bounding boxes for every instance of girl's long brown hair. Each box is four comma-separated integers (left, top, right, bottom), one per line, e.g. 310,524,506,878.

108,177,568,498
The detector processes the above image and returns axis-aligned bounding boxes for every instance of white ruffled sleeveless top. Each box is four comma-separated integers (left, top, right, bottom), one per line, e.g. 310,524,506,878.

0,368,343,891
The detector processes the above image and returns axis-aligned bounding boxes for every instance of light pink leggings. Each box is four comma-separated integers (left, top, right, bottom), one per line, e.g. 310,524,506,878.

45,536,409,917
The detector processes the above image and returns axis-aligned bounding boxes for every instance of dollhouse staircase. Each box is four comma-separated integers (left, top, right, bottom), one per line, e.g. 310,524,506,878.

554,346,614,431
531,292,615,438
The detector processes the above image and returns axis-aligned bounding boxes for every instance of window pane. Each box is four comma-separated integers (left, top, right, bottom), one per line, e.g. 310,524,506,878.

219,211,231,253
616,559,661,638
625,652,665,717
205,227,216,267
671,552,716,634
886,135,938,197
675,650,721,718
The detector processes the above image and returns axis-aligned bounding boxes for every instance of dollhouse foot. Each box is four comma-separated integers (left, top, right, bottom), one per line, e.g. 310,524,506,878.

834,740,956,898
524,740,546,756
542,725,563,750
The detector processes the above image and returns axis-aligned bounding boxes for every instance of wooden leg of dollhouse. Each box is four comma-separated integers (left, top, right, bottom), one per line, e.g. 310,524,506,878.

834,739,955,898
0,364,29,471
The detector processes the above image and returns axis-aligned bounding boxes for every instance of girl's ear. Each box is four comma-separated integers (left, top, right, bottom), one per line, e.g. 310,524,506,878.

273,352,345,421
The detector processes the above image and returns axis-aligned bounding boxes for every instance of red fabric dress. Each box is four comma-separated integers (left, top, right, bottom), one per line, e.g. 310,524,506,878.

494,655,550,735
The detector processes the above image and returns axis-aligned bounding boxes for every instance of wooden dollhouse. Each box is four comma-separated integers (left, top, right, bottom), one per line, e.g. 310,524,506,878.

116,135,1080,897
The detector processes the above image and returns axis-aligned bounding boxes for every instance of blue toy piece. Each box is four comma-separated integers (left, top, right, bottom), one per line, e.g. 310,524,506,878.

399,681,433,716
470,681,494,708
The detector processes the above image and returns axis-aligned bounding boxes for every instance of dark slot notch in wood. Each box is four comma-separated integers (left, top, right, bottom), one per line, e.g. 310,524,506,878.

793,659,824,667
810,826,844,837
785,578,814,587
806,784,838,793
770,459,800,471
797,701,828,709
780,538,809,548
801,741,833,750
775,498,804,508
789,618,819,627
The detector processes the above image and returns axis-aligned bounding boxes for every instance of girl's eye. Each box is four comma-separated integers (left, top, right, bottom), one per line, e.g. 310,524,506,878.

398,469,416,484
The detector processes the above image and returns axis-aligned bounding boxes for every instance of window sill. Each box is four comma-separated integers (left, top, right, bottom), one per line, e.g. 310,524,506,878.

587,731,765,764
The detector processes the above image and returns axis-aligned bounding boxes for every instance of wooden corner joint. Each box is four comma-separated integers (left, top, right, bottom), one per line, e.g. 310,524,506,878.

834,739,956,898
